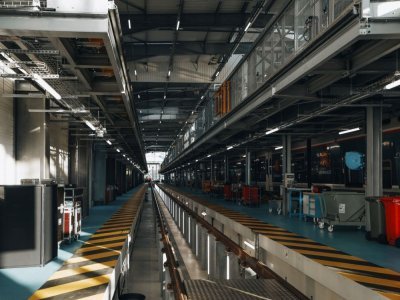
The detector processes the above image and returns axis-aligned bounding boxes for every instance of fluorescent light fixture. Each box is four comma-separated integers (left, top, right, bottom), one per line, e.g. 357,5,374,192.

192,111,194,115
227,146,233,150
384,78,400,90
116,148,121,153
195,159,199,162
244,22,252,32
266,127,279,135
84,120,96,131
176,20,180,31
128,19,131,29
207,235,210,275
226,255,230,280
201,95,204,100
339,127,360,135
327,145,340,150
207,154,211,158
244,241,255,250
106,140,112,145
123,154,126,157
275,146,283,150
201,211,207,216
33,74,61,100
168,69,171,77
134,69,137,76
215,71,220,77
164,95,166,99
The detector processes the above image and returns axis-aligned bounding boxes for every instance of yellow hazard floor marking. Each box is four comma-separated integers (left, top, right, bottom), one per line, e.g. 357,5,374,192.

86,235,127,245
29,275,110,300
378,291,400,300
253,230,298,236
270,241,334,251
91,230,129,239
102,221,133,227
100,222,133,229
78,293,107,300
108,213,135,221
318,260,400,277
107,216,133,221
295,249,365,261
251,226,289,231
104,217,133,222
110,212,136,220
49,260,117,281
77,242,125,254
262,235,314,242
96,226,131,233
66,249,121,264
338,271,400,289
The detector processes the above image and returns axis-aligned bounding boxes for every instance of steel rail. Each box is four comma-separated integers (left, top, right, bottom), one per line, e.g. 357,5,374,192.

151,185,188,300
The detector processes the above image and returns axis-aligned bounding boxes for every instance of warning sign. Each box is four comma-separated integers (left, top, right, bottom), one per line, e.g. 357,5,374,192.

339,203,346,214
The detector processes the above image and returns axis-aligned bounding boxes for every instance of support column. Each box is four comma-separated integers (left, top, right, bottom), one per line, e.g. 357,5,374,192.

306,138,312,188
200,163,205,182
247,50,257,94
365,106,382,232
282,135,292,215
245,150,251,185
210,158,214,182
224,155,229,183
282,135,292,175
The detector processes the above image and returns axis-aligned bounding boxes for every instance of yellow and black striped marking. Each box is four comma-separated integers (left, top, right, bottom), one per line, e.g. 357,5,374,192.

167,186,400,300
29,186,146,300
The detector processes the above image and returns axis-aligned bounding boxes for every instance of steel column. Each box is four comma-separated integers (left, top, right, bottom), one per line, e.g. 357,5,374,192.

224,155,229,183
245,150,251,185
307,138,312,188
365,106,382,231
210,158,214,182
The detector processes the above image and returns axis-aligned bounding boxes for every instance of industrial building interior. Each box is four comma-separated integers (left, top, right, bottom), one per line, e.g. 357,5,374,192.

0,0,400,299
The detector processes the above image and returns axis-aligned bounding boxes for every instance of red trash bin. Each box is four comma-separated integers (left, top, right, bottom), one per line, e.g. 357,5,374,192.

380,197,400,247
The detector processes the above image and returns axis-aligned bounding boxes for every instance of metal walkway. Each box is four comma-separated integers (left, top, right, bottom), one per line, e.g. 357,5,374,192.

184,279,298,300
123,187,162,300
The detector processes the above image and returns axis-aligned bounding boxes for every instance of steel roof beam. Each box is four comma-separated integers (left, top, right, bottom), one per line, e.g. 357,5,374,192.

308,39,400,93
125,41,252,61
120,13,271,34
118,0,145,13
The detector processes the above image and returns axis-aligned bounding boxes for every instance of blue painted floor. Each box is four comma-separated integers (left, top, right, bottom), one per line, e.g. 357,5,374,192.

176,186,400,273
0,186,142,300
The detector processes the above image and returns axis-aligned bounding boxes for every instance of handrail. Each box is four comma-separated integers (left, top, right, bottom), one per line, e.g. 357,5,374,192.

151,184,187,300
156,183,309,300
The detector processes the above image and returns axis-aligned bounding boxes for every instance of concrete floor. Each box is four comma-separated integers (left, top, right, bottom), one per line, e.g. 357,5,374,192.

123,189,162,300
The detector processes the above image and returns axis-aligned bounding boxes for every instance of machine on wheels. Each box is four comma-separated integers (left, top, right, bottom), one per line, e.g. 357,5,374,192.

318,192,365,232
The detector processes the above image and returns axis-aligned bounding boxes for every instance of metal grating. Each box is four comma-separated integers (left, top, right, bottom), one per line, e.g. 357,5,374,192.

184,279,300,300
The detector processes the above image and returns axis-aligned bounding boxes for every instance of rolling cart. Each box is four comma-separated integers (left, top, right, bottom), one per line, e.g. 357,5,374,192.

302,192,323,224
63,187,83,243
242,186,260,207
268,198,282,215
318,192,366,232
224,184,232,201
